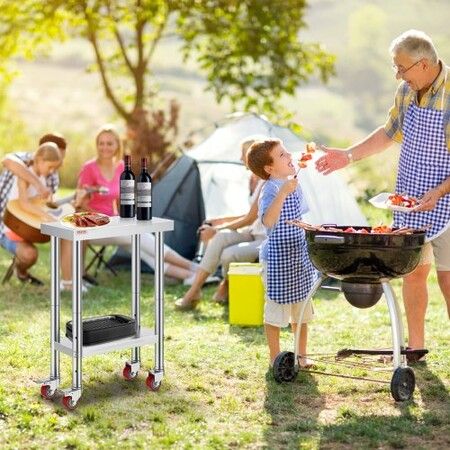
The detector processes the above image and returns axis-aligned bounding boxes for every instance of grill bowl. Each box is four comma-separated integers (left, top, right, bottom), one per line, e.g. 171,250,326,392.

305,227,426,283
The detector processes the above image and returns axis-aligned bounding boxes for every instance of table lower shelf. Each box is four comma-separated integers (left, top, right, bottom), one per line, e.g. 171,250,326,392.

54,327,157,357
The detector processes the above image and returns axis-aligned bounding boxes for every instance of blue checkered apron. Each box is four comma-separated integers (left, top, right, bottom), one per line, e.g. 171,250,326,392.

266,190,317,304
394,76,450,240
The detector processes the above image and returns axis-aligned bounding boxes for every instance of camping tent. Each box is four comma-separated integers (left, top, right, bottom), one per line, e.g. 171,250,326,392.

152,155,205,259
187,112,367,226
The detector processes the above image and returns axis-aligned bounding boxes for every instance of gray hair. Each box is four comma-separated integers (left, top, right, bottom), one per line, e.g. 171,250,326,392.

389,30,438,64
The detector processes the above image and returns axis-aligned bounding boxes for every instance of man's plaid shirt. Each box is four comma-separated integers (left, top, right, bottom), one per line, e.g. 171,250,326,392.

0,152,59,237
384,61,450,151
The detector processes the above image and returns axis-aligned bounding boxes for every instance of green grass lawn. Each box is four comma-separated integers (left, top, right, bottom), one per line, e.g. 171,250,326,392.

0,234,449,449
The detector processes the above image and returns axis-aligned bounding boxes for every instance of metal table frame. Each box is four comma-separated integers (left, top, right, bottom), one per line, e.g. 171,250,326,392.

40,217,174,409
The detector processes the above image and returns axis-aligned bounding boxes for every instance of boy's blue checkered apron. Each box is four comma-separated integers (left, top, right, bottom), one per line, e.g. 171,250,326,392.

266,189,317,304
394,73,450,240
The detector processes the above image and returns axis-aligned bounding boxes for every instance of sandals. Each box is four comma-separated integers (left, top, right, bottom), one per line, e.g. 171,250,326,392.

174,297,200,311
212,281,228,304
60,280,89,294
298,357,315,370
212,292,228,304
17,273,44,286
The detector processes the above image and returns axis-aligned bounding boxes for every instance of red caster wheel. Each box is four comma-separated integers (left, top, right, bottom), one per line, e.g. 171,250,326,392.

62,396,77,410
146,373,161,391
40,385,56,400
123,364,138,381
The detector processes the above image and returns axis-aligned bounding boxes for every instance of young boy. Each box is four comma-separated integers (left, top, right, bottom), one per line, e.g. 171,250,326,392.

246,138,317,368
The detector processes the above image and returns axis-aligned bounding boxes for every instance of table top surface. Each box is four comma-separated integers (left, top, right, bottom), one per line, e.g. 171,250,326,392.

41,216,174,241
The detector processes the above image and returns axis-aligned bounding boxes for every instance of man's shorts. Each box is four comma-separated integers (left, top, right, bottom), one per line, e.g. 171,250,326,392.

262,261,315,327
0,233,17,255
419,225,450,271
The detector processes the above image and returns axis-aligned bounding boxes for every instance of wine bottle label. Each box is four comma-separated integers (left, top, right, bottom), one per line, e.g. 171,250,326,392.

120,180,135,205
137,182,152,207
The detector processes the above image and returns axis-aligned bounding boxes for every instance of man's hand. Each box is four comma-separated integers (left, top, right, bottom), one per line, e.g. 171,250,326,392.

315,145,350,175
415,188,442,212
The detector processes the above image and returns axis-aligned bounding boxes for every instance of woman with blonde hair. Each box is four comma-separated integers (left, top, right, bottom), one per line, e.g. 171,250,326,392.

73,124,198,285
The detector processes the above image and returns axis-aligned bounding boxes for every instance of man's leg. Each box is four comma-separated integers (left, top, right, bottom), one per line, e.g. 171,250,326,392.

436,271,450,318
402,263,431,349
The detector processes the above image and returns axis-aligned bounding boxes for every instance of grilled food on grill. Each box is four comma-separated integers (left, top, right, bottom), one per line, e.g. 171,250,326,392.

287,220,426,235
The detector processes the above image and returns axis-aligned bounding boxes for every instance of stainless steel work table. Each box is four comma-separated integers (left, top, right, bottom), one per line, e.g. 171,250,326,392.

39,216,174,409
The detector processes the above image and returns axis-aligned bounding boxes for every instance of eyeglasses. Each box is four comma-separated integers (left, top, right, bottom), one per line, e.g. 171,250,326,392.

392,59,422,75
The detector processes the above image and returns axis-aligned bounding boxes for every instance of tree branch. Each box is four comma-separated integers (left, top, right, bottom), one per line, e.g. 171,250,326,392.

85,12,131,121
144,17,168,68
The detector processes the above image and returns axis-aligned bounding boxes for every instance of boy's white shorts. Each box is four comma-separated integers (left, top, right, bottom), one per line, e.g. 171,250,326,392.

262,261,314,327
264,298,314,328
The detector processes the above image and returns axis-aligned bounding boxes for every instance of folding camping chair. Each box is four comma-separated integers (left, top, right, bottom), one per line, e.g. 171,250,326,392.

2,256,16,285
85,245,118,279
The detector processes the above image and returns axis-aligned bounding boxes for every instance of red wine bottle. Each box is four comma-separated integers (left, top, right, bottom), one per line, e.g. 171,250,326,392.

120,154,135,218
136,157,152,220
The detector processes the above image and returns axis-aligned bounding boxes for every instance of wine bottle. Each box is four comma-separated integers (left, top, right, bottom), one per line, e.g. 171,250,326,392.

120,154,135,218
136,157,152,220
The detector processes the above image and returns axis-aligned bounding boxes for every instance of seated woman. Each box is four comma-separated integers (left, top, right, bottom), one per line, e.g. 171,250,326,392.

75,124,197,282
175,138,266,311
3,142,62,284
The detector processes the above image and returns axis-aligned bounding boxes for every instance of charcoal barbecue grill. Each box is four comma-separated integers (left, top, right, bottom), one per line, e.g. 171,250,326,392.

272,226,427,402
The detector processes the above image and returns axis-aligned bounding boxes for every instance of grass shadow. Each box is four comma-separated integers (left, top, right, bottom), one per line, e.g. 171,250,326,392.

263,368,324,449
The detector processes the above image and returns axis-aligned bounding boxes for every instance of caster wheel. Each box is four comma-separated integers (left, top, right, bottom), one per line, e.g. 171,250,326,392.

40,385,56,400
273,351,298,383
123,364,138,380
391,367,415,401
146,373,161,391
62,396,77,410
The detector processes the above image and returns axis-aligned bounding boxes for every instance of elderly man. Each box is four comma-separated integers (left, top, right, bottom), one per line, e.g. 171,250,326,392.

316,30,450,358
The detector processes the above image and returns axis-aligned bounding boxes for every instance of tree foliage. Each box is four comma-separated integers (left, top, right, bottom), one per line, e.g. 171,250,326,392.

0,0,335,166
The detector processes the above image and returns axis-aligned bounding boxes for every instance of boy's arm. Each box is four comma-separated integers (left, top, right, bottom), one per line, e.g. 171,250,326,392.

2,155,51,199
17,178,53,222
262,179,298,228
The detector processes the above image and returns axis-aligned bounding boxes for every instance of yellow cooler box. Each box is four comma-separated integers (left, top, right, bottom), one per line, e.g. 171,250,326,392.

228,263,264,326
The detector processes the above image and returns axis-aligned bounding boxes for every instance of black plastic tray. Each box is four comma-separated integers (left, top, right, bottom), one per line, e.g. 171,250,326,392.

66,314,136,345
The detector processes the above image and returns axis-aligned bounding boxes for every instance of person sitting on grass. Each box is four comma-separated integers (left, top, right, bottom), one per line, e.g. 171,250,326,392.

246,138,317,369
2,143,62,284
175,137,266,311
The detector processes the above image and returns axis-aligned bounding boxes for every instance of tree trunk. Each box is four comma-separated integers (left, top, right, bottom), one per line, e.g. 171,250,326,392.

124,101,180,175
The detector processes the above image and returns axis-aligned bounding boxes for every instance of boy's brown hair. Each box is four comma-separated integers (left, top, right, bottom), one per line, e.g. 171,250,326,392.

246,139,281,180
39,133,67,151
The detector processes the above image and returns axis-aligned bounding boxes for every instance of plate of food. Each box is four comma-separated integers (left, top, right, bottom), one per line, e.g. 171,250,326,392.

61,211,111,228
369,192,419,213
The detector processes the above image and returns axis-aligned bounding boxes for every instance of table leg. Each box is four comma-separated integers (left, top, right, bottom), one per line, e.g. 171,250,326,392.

50,236,61,383
71,240,83,400
131,234,141,367
41,237,61,399
153,231,164,383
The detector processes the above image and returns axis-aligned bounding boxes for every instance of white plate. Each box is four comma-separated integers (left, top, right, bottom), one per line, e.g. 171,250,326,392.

369,192,419,213
60,212,110,228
